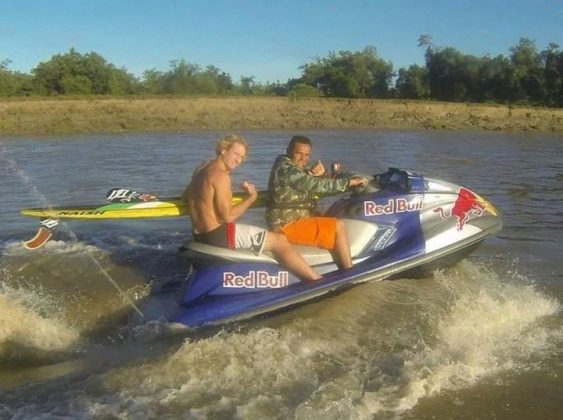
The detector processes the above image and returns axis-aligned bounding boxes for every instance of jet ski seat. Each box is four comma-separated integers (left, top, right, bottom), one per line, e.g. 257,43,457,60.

181,219,378,267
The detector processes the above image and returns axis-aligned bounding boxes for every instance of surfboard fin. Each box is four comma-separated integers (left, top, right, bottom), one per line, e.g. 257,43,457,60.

23,218,59,250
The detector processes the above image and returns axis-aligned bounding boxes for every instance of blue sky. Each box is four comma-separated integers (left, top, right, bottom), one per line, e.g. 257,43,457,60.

1,0,561,83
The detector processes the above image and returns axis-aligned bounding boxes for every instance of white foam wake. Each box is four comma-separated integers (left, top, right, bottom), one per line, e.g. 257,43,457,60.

0,284,80,362
360,261,561,415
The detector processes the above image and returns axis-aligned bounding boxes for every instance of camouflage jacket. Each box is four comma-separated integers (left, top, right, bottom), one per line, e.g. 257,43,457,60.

266,154,350,231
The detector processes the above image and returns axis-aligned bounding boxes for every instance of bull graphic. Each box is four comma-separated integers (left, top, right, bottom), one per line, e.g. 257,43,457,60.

434,187,497,230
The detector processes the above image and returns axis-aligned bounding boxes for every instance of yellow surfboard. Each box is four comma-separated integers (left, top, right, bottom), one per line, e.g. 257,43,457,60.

20,190,269,250
20,191,268,220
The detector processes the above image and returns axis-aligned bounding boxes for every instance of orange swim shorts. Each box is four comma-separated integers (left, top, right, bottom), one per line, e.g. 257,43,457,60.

279,217,337,249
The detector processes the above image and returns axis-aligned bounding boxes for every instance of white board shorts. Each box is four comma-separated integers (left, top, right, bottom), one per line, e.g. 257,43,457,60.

193,223,267,254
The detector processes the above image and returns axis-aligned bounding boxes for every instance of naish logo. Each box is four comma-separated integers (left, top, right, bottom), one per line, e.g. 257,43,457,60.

58,210,106,216
223,271,289,289
364,198,423,216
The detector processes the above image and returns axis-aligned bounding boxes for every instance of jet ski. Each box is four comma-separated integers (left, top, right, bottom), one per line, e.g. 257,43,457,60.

133,168,502,329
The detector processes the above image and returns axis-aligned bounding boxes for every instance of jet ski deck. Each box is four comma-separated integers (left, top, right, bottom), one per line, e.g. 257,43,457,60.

181,218,379,269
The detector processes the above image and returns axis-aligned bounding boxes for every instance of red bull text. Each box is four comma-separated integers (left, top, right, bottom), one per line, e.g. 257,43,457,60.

364,198,423,216
223,271,290,289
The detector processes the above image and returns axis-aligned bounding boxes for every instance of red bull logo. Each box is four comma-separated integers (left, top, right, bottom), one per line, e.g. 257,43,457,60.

223,271,289,289
434,187,496,230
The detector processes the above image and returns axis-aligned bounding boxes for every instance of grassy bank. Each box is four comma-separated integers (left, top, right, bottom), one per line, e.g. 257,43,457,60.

1,96,562,136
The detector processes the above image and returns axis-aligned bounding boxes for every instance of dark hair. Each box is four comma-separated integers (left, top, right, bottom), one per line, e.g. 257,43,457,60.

287,135,312,155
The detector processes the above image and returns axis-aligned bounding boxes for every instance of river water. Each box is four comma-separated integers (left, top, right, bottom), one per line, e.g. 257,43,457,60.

0,129,561,419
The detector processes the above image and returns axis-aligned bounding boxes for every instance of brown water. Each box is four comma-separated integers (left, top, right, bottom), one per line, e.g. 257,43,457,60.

1,130,561,419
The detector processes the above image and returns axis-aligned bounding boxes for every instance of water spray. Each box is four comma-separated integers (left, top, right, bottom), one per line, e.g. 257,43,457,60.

0,142,144,317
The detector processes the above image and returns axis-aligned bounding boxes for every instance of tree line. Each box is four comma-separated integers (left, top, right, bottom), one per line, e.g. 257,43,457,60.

1,36,561,107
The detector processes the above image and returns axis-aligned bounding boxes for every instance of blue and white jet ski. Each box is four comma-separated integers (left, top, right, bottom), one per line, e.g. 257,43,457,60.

134,168,502,328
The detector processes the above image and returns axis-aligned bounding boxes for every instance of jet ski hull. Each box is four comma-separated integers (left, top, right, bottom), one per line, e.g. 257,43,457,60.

133,168,502,329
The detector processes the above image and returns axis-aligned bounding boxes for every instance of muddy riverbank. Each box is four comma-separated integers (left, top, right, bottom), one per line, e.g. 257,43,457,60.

1,96,562,135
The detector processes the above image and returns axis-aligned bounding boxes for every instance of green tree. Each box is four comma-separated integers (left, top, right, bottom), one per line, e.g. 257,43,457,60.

203,65,234,92
540,43,563,106
239,76,255,95
60,74,93,95
300,46,394,98
154,60,234,95
160,59,200,94
477,54,512,103
262,80,290,96
0,59,34,96
108,67,140,95
395,64,429,99
419,35,554,104
0,59,15,96
142,69,164,94
509,38,545,103
425,47,479,101
288,83,323,98
32,48,139,95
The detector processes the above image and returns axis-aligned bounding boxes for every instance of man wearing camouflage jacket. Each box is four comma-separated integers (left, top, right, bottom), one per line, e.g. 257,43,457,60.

266,135,367,270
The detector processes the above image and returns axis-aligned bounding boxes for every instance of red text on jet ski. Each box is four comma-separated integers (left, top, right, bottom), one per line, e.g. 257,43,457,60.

364,198,423,216
223,271,290,288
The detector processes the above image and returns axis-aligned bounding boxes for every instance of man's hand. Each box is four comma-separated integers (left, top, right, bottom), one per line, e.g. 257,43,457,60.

241,181,258,201
308,160,327,177
349,176,368,188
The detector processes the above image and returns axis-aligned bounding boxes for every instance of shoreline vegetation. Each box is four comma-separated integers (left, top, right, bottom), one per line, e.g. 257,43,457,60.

1,97,562,136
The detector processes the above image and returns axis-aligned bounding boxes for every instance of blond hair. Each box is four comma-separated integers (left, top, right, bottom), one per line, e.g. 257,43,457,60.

215,134,248,161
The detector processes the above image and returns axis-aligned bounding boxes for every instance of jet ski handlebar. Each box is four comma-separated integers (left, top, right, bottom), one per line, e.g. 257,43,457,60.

333,170,378,196
333,165,414,196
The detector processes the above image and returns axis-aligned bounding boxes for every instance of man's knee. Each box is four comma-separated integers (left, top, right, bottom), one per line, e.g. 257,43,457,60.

266,231,289,250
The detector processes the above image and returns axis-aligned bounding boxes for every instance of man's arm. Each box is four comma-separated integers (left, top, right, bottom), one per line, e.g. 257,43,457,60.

284,162,366,194
213,173,257,223
280,162,349,195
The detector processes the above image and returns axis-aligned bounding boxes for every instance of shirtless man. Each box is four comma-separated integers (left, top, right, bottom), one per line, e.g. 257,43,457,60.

182,134,321,282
